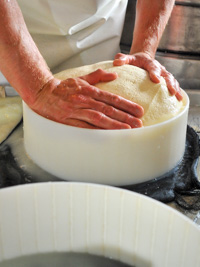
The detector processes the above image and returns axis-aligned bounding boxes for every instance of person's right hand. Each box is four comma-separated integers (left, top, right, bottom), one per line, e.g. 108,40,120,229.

31,69,144,129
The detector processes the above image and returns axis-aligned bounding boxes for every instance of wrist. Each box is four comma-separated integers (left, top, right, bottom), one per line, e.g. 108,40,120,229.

30,77,61,110
129,49,155,61
130,40,157,59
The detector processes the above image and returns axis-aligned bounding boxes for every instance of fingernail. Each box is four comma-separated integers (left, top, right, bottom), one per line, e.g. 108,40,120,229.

155,73,161,80
113,58,126,66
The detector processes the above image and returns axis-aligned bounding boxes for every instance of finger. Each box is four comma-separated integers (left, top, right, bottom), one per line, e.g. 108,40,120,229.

162,73,177,96
71,109,132,130
80,69,118,85
68,95,143,128
113,53,130,66
63,118,100,129
148,70,161,83
78,86,144,118
56,79,144,118
94,91,144,118
175,90,183,101
141,59,161,83
95,103,143,128
174,80,183,101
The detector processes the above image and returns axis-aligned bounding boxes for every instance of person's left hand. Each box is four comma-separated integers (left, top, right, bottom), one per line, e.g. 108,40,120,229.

31,69,144,130
113,52,183,101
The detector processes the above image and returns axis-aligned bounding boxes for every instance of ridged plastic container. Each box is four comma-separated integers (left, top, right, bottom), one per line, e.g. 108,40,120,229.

0,182,199,266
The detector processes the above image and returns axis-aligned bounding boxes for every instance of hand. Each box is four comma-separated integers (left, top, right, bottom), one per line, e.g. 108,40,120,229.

31,69,144,130
113,52,183,101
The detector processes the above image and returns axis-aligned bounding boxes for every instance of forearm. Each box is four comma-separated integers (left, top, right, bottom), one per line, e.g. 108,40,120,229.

0,0,53,105
130,0,175,58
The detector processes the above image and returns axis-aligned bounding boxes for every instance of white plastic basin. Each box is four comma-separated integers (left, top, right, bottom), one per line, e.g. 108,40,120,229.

0,182,199,267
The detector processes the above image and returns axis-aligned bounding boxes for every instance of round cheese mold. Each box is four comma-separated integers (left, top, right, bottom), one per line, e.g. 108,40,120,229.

23,69,189,186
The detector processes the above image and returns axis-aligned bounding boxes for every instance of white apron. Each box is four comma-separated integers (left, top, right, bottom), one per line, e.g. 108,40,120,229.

17,0,128,73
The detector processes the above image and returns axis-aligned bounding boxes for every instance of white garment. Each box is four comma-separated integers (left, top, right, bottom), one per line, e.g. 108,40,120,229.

18,0,128,73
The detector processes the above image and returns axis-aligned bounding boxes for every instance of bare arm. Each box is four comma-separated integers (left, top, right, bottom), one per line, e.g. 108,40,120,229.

130,0,174,57
0,0,53,105
114,0,183,101
0,0,144,129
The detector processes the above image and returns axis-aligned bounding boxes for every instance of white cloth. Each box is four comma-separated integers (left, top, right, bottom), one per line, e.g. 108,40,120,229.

17,0,128,73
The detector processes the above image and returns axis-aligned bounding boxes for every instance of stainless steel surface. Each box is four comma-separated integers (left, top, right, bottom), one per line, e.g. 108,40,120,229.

156,52,200,89
159,4,200,53
0,72,8,86
176,0,200,5
4,86,19,97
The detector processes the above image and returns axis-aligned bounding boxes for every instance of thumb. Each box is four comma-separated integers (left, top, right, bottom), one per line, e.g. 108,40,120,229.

79,68,118,85
113,53,129,66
